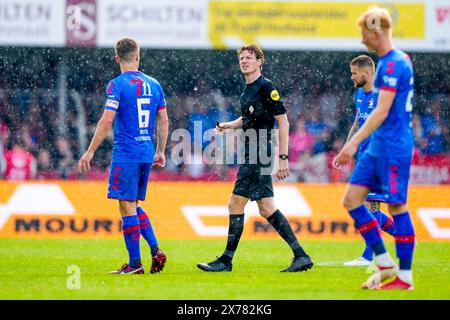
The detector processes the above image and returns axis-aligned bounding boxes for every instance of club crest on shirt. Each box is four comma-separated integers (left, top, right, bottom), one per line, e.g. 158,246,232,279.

249,105,254,114
270,90,280,101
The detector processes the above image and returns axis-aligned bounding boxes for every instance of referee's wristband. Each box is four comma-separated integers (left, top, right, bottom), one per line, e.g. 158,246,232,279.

279,154,289,160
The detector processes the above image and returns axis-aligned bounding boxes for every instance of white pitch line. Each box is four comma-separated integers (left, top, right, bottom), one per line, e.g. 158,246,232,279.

315,262,342,267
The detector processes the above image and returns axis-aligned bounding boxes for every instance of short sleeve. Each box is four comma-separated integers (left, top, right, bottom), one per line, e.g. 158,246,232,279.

157,84,167,111
378,60,402,93
264,82,286,116
104,80,120,112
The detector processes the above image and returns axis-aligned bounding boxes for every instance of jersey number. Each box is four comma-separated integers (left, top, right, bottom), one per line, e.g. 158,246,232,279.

131,79,152,97
137,98,150,128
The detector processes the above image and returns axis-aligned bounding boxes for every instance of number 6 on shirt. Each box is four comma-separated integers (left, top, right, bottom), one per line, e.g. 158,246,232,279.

137,98,150,128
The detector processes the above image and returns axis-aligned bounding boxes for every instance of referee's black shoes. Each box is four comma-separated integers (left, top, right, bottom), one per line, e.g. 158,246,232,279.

197,258,232,272
281,255,313,272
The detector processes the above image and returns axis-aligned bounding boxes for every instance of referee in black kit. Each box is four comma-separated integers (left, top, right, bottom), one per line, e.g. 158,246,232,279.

197,44,313,273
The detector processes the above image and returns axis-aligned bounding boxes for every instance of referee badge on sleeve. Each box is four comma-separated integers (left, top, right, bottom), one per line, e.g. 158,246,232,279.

270,90,280,101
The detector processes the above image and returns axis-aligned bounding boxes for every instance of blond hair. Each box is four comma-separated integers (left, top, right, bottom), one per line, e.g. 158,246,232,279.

357,6,392,31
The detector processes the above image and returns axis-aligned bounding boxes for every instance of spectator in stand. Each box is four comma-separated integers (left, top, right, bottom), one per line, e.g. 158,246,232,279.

2,135,36,180
19,125,38,155
0,118,9,145
304,108,327,155
55,136,74,179
27,100,46,150
188,102,215,149
289,117,313,164
36,148,58,180
292,151,329,182
326,136,353,182
421,98,447,155
412,113,427,153
312,127,332,155
0,136,4,178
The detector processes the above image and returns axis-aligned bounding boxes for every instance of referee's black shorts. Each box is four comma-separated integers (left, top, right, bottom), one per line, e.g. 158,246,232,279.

232,164,274,201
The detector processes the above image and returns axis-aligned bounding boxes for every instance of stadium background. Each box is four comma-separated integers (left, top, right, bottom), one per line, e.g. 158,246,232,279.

0,0,449,243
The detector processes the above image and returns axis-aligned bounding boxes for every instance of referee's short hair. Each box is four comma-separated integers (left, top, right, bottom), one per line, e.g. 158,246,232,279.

237,44,265,67
350,55,375,70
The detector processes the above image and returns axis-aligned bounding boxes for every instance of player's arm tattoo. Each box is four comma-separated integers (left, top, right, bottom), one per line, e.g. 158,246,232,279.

346,116,359,144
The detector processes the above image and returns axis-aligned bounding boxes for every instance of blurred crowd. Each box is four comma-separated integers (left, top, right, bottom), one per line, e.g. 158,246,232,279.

0,48,449,182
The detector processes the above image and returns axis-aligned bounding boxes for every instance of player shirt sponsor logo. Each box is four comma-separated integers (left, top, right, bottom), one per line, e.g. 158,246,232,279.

383,76,398,87
105,99,119,109
359,112,370,120
270,89,280,101
249,105,254,114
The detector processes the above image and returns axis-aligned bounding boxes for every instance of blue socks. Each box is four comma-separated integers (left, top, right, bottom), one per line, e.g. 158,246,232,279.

122,215,141,267
361,245,374,261
137,206,159,256
375,210,396,235
353,207,415,271
393,212,415,270
361,210,396,261
349,205,387,256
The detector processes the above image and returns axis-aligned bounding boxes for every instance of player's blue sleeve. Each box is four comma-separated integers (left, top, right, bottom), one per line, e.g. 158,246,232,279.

378,60,403,93
104,79,121,112
157,84,167,111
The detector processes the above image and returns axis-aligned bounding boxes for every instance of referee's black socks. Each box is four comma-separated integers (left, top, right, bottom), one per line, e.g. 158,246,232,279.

267,209,308,258
218,213,245,265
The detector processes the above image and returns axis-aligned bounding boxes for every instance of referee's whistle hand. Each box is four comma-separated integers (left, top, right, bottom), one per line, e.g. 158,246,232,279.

214,127,225,135
214,122,228,135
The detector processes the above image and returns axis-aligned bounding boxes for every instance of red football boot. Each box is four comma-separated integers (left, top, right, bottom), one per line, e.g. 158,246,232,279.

109,263,144,274
151,249,167,273
378,277,414,290
361,264,398,289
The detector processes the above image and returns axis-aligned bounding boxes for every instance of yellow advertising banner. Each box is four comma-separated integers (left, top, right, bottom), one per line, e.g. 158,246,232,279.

0,182,449,241
209,1,425,48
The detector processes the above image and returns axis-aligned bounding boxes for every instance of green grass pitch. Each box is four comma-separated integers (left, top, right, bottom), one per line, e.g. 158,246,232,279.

0,239,449,300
